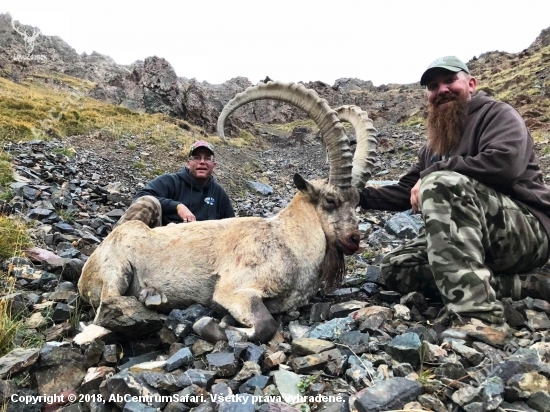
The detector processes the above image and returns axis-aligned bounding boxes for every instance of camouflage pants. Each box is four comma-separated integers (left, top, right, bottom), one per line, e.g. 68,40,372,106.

380,171,549,324
114,195,162,229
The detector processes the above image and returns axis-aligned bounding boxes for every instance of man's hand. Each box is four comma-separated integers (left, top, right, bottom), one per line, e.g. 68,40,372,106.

411,179,422,213
176,204,196,223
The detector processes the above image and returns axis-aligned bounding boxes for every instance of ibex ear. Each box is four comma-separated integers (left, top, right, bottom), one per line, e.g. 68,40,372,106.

294,173,319,200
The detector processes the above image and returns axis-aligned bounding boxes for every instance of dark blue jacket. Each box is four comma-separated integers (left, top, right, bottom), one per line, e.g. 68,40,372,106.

134,167,235,225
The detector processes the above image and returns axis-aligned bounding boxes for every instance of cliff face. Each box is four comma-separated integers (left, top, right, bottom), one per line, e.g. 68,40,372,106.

1,12,549,136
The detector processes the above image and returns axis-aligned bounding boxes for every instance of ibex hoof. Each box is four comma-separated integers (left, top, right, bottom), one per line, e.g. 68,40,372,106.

138,286,167,307
193,316,228,342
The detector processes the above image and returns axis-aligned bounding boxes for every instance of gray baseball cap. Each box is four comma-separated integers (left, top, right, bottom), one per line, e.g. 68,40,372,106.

420,56,470,86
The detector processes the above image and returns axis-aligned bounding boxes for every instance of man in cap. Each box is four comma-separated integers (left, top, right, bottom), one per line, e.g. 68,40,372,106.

359,56,550,327
118,140,235,227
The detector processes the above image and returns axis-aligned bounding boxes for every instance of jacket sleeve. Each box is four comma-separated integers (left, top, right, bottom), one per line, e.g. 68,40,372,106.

419,103,531,186
359,149,426,211
134,174,181,215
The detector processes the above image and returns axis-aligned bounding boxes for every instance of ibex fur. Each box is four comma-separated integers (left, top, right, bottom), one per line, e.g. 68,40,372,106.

78,82,377,342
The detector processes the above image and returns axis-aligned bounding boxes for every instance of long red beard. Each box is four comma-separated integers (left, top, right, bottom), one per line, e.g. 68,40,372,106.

426,96,469,156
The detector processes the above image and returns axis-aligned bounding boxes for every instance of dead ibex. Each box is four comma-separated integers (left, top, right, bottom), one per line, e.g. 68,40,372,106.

78,81,377,342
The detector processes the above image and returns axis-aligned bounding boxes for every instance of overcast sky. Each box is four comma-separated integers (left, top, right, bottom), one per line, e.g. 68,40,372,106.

2,0,550,86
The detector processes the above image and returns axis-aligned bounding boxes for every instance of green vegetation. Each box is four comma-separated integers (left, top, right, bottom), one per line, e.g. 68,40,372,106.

52,147,76,157
0,152,13,186
0,74,204,148
0,216,32,259
267,118,318,133
0,293,19,357
401,116,425,127
223,130,256,148
57,208,77,223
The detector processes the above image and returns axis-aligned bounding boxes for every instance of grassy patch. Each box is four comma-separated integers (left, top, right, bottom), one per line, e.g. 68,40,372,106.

226,130,256,148
0,217,32,259
401,116,425,127
267,118,318,133
0,74,205,147
0,152,13,186
533,130,550,143
0,292,20,356
52,147,76,157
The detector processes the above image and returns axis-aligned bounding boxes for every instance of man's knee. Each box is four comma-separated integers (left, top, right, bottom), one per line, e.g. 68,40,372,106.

118,196,162,228
419,171,476,207
421,171,469,192
134,195,161,210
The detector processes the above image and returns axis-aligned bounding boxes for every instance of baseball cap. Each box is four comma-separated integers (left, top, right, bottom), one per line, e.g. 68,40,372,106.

420,56,470,86
189,140,215,157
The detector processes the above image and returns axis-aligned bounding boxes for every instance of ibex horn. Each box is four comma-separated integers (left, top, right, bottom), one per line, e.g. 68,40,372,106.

218,81,353,189
336,105,378,190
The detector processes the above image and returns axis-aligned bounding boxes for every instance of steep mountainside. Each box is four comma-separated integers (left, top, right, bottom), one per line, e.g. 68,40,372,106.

1,12,548,143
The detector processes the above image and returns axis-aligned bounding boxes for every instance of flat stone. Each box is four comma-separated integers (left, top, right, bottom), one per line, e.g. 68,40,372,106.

525,309,550,330
442,322,509,348
291,353,328,374
505,372,550,400
338,331,370,355
434,362,467,380
354,377,423,412
351,306,392,323
165,348,193,371
291,338,335,355
0,348,40,379
272,370,303,405
451,342,485,365
309,317,355,341
504,300,526,328
309,302,331,323
329,300,367,319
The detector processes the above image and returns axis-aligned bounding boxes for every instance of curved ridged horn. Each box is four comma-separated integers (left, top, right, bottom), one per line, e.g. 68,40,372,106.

218,81,353,188
336,105,378,190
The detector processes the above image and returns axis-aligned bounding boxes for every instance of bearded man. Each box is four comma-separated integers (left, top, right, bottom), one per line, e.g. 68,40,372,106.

359,56,550,327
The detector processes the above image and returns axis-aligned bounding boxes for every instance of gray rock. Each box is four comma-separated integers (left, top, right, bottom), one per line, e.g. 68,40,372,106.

434,362,467,380
32,344,87,395
272,370,303,405
384,210,424,239
338,331,370,354
165,347,193,371
310,302,331,322
527,390,550,411
94,296,165,338
309,317,356,340
354,377,423,412
175,369,217,388
206,352,238,377
122,401,157,412
247,181,273,195
291,338,335,355
0,348,40,379
383,332,422,367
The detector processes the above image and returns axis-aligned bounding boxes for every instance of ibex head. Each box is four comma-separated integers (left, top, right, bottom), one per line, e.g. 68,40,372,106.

11,18,41,54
